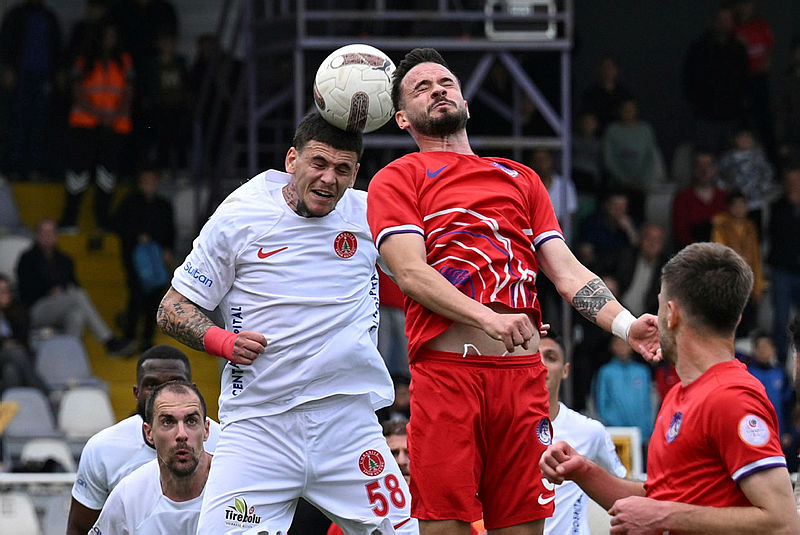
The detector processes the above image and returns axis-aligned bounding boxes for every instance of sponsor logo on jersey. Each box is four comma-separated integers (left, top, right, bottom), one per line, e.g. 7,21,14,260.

537,417,552,445
224,497,262,528
257,246,288,259
334,231,358,259
358,449,385,476
666,411,682,443
738,414,770,447
183,261,213,287
426,165,448,178
490,161,519,177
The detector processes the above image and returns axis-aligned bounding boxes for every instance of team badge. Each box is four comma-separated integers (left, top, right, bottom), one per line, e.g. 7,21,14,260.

358,449,385,476
666,411,682,443
490,161,519,177
334,231,357,259
738,414,770,447
536,417,552,446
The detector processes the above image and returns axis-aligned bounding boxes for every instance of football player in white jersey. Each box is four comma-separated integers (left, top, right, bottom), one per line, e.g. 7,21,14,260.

92,381,212,534
157,111,416,534
540,334,627,535
67,345,221,535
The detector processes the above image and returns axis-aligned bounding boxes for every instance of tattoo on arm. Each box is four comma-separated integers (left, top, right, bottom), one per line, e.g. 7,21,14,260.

157,294,216,352
572,277,616,324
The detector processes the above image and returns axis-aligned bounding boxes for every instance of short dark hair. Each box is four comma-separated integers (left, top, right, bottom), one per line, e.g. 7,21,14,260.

661,242,753,335
391,47,452,112
136,345,192,383
293,111,363,161
145,380,207,425
382,419,408,437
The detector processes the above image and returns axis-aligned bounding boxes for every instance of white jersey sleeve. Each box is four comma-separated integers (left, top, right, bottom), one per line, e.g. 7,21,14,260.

72,432,112,510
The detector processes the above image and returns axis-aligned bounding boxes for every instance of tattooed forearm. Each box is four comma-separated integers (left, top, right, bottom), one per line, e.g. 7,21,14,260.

157,290,216,352
572,277,616,323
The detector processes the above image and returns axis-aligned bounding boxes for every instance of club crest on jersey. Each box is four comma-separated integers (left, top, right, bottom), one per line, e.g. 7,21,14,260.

491,161,519,177
738,414,770,447
334,231,358,259
358,449,385,476
666,411,682,443
537,417,552,445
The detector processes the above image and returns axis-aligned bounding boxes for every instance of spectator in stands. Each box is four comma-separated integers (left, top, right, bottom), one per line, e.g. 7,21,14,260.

617,222,669,317
601,96,661,221
594,336,653,449
66,344,221,535
59,19,134,241
65,0,109,69
376,374,411,423
711,190,764,337
92,381,213,534
777,38,800,162
746,331,794,452
576,191,638,275
733,0,777,163
532,147,577,239
111,168,175,353
682,4,749,156
0,274,48,395
671,149,727,248
716,125,778,220
767,164,800,363
15,218,134,356
580,55,634,134
0,0,62,182
571,109,602,194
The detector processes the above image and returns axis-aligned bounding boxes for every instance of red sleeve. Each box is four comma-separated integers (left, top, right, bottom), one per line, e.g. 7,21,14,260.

367,159,424,248
706,385,786,482
524,165,563,247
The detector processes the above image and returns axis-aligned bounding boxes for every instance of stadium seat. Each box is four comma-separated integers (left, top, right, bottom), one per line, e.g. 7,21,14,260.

0,491,42,535
0,234,32,285
20,437,77,473
0,387,64,465
34,334,106,394
57,386,116,457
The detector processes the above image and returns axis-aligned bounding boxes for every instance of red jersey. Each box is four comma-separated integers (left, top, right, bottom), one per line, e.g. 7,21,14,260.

736,17,774,74
367,151,562,361
645,359,786,507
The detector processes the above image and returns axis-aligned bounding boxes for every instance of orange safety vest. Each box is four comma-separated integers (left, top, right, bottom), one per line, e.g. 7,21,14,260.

69,53,133,134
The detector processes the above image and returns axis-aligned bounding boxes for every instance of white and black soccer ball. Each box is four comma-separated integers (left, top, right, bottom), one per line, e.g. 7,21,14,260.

313,44,395,134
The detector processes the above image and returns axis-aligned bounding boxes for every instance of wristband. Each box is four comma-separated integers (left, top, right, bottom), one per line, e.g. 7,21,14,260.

611,310,635,342
203,326,237,362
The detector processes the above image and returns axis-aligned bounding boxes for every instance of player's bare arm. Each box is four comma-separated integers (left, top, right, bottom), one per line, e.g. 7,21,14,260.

608,467,800,534
66,498,100,535
379,232,534,352
158,287,267,364
537,238,660,360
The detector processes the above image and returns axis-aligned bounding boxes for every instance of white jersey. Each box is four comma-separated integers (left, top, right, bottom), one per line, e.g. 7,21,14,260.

171,170,394,426
544,403,627,535
72,414,221,510
91,459,204,534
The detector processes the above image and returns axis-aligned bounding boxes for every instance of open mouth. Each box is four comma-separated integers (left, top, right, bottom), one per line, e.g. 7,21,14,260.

312,189,335,199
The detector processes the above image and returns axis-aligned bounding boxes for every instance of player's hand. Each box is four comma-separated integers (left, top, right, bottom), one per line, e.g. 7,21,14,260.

484,312,535,353
539,323,551,337
628,314,660,362
539,440,586,485
609,496,667,534
230,330,267,365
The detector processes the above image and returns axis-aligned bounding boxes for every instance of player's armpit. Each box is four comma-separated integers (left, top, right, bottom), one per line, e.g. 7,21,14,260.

66,497,100,535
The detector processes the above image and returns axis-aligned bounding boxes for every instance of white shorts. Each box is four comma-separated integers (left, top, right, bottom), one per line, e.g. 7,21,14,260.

197,394,417,535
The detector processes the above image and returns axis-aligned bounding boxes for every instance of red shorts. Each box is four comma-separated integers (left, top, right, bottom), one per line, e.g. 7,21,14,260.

407,350,554,529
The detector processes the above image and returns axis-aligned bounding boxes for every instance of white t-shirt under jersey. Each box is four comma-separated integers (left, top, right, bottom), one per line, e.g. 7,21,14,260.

91,459,204,534
544,402,627,535
72,414,220,510
171,170,394,427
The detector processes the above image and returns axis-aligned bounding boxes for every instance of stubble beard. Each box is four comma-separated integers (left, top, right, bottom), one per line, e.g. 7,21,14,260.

413,103,468,137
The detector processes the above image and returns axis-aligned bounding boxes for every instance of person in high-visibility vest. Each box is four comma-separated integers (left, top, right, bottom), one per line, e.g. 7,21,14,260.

59,18,133,237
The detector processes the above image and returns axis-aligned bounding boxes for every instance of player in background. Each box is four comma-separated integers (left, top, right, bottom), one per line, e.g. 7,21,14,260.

367,47,658,534
158,111,416,534
540,334,627,535
790,315,800,513
541,242,800,533
92,381,212,534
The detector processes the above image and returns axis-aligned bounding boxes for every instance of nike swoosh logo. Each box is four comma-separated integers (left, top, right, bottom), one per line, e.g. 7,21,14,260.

257,246,288,259
426,165,448,178
393,518,412,529
537,493,555,505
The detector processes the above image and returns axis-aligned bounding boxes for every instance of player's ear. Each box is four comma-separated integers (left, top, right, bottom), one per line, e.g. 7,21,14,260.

666,300,679,329
465,100,470,119
143,422,154,447
562,362,571,380
203,417,210,441
285,146,298,173
348,163,360,188
395,109,410,130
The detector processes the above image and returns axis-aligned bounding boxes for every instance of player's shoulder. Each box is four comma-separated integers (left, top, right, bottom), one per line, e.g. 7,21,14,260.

218,170,286,211
115,458,158,491
83,415,141,450
559,404,607,435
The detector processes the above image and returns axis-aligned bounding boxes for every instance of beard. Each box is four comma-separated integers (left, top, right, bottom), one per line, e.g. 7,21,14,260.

410,100,468,137
166,450,200,477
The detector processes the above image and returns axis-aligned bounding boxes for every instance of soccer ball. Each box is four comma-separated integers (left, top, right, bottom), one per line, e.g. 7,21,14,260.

313,44,395,134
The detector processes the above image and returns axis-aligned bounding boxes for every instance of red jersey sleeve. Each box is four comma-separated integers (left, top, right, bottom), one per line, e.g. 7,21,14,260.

706,384,786,482
367,159,424,248
522,164,563,248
